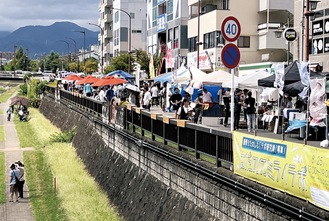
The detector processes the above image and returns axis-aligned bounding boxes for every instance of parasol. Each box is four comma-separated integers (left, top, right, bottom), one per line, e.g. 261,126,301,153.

92,78,127,87
63,74,83,81
10,96,29,106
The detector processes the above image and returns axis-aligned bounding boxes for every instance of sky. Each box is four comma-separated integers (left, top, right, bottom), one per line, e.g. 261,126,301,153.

0,0,100,32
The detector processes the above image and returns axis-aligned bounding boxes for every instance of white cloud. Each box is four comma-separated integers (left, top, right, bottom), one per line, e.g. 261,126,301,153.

0,0,99,31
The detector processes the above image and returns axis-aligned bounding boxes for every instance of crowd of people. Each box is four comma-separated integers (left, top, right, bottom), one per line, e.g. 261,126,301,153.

58,78,262,130
9,161,25,202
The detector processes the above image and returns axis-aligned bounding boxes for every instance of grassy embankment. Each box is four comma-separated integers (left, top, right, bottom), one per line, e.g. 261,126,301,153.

15,108,121,221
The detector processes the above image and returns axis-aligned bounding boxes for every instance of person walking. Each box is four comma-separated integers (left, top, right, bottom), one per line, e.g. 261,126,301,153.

6,105,14,121
244,91,256,132
9,163,20,202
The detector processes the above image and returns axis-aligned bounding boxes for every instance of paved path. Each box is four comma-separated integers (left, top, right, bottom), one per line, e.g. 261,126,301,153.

0,94,35,221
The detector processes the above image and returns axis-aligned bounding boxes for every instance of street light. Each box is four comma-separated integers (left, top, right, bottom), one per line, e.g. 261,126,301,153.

74,30,86,72
112,7,132,74
197,0,201,69
59,40,70,71
66,37,78,72
88,22,104,74
303,0,320,61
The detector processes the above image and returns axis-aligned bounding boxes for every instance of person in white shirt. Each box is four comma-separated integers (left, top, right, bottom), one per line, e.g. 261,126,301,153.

99,87,107,103
177,98,192,120
99,87,108,122
151,85,159,107
143,87,152,111
202,88,212,102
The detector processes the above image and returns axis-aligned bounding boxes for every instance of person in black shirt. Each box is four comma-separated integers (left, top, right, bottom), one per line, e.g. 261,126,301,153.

244,91,256,132
169,88,182,118
177,98,190,120
234,89,242,130
223,89,230,127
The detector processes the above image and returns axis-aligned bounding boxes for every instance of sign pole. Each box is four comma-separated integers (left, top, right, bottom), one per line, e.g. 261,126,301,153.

230,68,235,131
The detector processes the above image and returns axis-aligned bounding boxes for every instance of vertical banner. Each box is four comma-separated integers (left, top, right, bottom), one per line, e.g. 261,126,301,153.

309,78,326,127
297,61,310,99
149,54,155,79
166,41,173,69
274,63,284,96
233,132,329,211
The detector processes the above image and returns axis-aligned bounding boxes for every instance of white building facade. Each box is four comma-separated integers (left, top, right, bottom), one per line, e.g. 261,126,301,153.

98,0,147,66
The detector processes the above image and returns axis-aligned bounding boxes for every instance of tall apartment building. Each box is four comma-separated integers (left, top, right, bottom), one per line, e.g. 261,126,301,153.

294,0,329,71
147,0,190,73
187,0,294,72
99,0,147,67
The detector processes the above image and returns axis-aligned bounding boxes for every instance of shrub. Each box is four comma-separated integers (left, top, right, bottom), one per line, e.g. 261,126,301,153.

29,98,41,108
49,127,76,143
18,83,28,96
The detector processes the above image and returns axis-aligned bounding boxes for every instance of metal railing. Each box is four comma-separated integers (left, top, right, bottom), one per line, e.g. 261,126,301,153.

46,86,233,168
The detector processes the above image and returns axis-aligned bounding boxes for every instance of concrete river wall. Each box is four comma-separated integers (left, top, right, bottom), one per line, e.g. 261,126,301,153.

39,95,327,221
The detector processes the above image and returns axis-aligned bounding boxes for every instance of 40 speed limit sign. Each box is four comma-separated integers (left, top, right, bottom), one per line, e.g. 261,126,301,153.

221,16,241,42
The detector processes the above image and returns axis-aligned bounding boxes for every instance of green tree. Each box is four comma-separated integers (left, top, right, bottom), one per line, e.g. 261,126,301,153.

104,53,130,73
134,49,150,74
14,47,31,71
84,58,98,74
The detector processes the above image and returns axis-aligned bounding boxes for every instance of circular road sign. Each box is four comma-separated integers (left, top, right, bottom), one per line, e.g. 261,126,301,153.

221,16,241,42
283,28,297,42
221,43,240,69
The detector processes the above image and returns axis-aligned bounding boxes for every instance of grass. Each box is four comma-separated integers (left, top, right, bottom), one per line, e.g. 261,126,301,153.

0,126,4,142
0,110,3,114
15,108,121,221
0,153,5,203
0,86,18,103
24,151,68,220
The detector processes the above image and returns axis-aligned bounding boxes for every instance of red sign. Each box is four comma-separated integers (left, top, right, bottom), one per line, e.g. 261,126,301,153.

221,16,241,42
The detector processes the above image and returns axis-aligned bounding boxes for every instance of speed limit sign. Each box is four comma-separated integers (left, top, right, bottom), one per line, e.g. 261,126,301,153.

221,16,241,42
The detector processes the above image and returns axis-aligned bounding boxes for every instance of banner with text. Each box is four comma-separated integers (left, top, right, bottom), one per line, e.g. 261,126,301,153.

233,132,329,211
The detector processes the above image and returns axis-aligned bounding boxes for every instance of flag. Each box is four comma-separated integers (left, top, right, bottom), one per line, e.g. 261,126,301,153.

149,54,155,79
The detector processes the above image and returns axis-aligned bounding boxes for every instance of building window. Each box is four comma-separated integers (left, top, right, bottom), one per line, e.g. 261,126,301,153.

188,37,197,52
237,36,250,48
130,13,135,19
219,0,230,10
203,31,225,49
173,27,179,49
167,0,173,21
114,11,119,23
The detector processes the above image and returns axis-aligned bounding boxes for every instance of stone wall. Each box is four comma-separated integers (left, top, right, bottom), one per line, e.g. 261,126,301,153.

39,96,328,221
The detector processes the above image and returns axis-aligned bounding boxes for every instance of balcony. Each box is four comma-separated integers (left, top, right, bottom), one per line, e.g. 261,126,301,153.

104,14,112,23
259,0,293,14
258,23,287,50
104,29,112,39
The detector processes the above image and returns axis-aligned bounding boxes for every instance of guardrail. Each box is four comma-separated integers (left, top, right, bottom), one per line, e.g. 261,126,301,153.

47,86,233,168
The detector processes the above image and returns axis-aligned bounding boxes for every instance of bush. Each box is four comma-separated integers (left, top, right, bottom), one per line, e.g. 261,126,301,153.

49,127,76,143
18,83,28,96
29,98,41,108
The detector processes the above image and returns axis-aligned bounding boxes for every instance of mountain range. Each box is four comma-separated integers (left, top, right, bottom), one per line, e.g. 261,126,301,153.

0,22,98,59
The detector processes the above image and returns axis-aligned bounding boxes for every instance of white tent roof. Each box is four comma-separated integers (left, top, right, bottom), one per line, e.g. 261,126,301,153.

189,66,234,85
222,70,272,89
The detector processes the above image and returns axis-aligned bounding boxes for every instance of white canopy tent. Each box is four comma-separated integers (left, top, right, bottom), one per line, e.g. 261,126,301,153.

222,70,272,89
188,67,235,88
